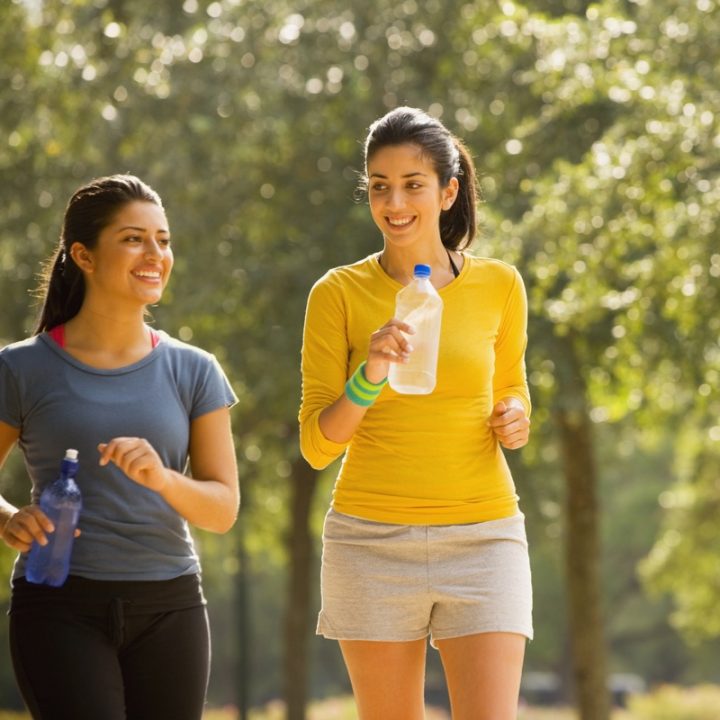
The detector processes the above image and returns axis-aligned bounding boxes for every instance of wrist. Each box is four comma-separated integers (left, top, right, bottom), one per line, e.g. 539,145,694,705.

363,361,388,385
345,361,387,407
0,507,15,539
155,468,174,497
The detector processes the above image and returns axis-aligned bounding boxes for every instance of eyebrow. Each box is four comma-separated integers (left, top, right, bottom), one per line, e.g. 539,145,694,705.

369,172,428,179
116,225,170,234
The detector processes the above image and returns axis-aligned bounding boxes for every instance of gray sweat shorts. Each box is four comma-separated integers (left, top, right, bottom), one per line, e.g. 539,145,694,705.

317,508,533,646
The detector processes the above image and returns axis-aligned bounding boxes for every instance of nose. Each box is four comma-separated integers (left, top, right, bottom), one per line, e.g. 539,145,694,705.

143,237,164,259
385,187,405,211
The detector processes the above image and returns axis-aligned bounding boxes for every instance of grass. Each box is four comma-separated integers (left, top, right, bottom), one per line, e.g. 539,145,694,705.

518,709,634,720
206,698,450,719
0,701,650,720
202,699,637,719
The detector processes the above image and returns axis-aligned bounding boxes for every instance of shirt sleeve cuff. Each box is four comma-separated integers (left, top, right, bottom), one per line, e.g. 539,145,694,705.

301,415,349,469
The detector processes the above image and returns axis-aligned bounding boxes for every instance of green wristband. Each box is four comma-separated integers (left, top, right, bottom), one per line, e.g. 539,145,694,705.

345,362,387,407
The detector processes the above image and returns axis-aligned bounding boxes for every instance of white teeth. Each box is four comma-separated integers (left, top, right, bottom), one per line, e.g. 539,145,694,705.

134,271,161,278
388,217,414,226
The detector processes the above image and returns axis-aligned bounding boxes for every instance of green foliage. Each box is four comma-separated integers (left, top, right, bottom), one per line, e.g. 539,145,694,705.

627,685,720,720
640,428,720,643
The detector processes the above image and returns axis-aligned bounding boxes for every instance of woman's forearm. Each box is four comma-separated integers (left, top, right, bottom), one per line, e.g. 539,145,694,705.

318,393,371,445
158,471,239,534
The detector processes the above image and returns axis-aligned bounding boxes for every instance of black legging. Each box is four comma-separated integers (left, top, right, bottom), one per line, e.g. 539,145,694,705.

8,574,210,720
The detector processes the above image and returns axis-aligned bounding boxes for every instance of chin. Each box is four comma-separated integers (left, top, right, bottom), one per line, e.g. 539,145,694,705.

139,292,163,305
383,233,420,248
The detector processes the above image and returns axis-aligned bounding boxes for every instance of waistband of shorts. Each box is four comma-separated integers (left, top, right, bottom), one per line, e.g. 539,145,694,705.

327,506,525,528
9,573,206,616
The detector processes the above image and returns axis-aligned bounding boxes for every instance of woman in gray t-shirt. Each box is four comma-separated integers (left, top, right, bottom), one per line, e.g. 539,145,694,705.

0,175,239,720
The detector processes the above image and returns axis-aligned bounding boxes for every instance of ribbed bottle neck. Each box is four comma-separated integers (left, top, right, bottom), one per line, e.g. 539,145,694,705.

60,459,79,478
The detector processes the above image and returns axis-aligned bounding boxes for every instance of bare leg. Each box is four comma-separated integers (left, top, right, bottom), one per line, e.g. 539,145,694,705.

436,632,526,720
339,638,427,720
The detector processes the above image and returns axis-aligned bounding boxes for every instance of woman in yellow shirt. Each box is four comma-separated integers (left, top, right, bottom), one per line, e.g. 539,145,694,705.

299,107,532,720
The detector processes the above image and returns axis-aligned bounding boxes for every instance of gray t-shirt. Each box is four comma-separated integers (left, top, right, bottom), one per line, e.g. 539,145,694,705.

0,332,237,581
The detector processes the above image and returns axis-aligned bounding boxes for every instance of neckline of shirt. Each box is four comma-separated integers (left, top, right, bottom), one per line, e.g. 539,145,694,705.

39,332,167,376
369,251,471,296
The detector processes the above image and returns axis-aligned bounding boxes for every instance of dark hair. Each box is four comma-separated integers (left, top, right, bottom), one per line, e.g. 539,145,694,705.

33,174,163,334
361,106,479,250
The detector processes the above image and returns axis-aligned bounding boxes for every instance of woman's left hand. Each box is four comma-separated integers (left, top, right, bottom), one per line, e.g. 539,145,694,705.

97,438,169,493
488,399,530,450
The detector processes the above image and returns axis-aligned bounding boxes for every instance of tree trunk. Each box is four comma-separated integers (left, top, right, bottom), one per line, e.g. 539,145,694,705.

283,456,319,720
556,338,611,720
235,520,250,720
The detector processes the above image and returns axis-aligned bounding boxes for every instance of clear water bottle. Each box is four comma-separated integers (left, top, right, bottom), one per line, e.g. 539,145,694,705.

388,264,443,394
26,449,82,587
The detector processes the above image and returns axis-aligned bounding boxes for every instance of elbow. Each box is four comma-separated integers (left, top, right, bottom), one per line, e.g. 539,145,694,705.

299,423,329,470
304,454,332,471
217,492,240,533
209,483,240,534
299,413,346,470
202,505,238,534
299,441,333,471
215,513,238,534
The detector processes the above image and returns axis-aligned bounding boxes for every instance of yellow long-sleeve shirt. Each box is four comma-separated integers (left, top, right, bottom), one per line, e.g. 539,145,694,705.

299,252,531,525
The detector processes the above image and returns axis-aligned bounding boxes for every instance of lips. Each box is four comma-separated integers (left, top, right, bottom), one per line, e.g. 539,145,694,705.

386,215,416,228
132,269,162,281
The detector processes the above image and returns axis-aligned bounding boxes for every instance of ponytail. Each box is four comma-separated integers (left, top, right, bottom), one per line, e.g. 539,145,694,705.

439,140,478,251
33,245,85,334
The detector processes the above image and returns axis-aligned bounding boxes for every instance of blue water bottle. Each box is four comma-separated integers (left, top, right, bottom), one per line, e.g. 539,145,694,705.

26,448,82,587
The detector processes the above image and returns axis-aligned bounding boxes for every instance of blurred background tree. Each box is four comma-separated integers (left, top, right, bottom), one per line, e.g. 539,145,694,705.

1,0,719,718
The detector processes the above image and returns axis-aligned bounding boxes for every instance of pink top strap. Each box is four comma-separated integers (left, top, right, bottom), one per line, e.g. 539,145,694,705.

48,325,161,349
48,324,65,347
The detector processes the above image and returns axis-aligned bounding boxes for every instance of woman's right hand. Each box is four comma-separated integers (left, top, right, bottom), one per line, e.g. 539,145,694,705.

0,505,55,553
365,318,415,383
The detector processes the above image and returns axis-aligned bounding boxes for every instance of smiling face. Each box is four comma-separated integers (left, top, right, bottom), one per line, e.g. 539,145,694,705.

70,200,173,308
367,143,458,250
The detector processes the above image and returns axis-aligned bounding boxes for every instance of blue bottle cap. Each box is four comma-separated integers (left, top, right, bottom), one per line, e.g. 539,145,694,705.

413,264,431,278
